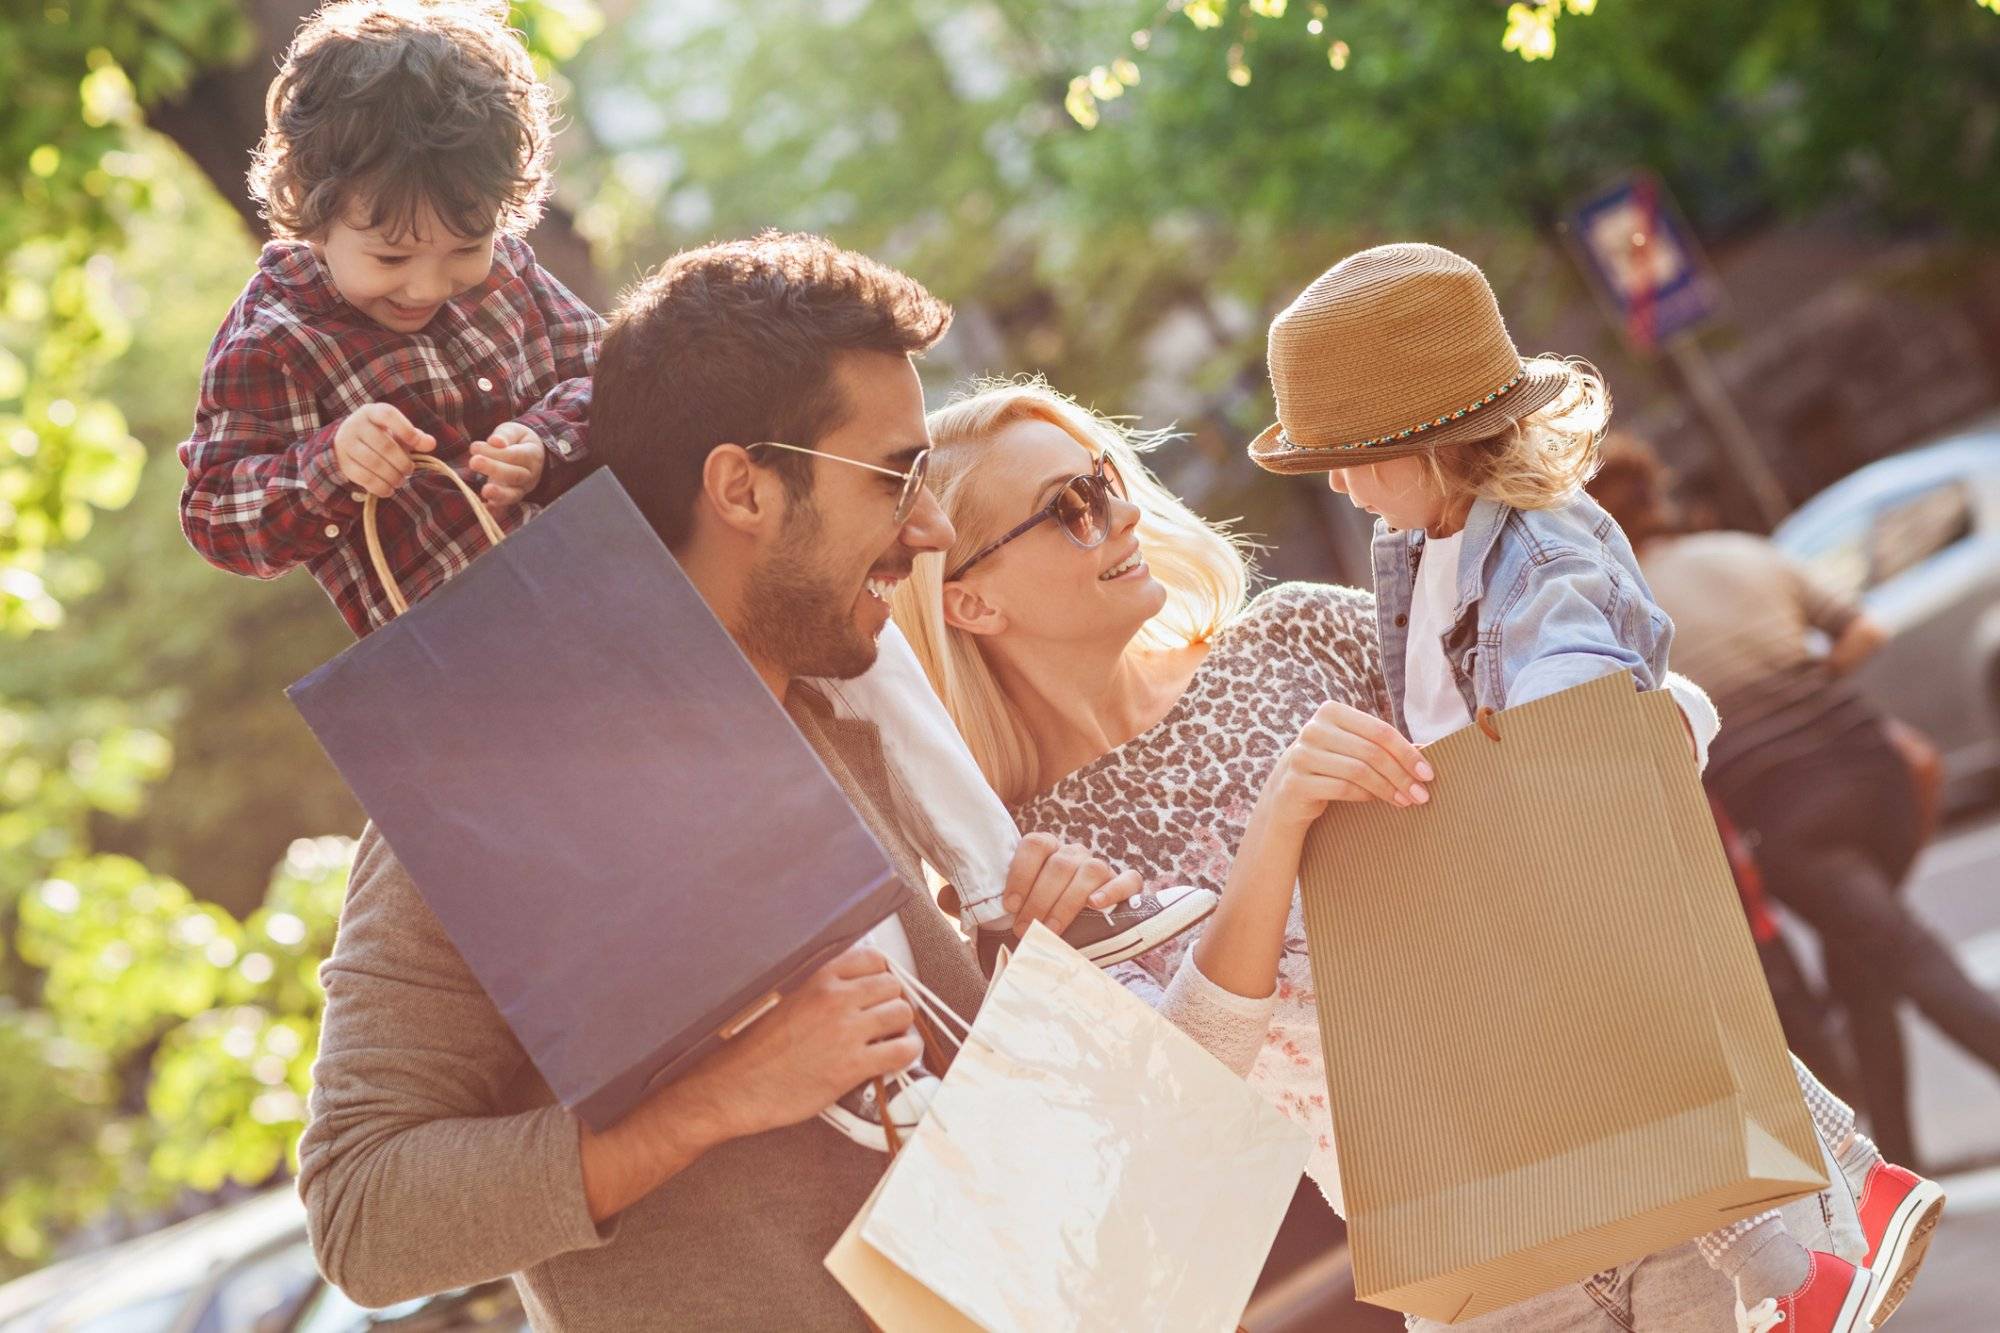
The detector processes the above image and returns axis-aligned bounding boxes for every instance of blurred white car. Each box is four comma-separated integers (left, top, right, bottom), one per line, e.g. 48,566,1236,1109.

1772,425,2000,814
0,1189,523,1333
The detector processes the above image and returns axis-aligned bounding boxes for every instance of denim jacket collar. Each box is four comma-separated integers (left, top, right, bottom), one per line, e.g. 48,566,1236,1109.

1373,495,1513,621
1370,491,1671,740
1450,497,1514,619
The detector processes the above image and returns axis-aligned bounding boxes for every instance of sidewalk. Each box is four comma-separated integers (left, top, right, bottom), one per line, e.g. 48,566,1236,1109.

1886,1164,2000,1330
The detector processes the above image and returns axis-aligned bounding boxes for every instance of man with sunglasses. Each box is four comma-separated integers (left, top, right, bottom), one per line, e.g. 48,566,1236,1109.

298,233,1234,1330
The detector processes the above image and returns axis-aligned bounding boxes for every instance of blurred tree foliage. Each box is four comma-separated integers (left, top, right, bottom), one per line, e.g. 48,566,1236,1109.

572,0,2000,559
1062,0,2000,234
0,0,596,1276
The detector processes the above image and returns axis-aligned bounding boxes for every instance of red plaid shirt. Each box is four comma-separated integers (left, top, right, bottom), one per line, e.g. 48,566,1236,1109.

178,234,603,636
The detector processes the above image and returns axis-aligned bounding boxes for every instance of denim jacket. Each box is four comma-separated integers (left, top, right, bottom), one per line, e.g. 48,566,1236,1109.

1371,493,1674,737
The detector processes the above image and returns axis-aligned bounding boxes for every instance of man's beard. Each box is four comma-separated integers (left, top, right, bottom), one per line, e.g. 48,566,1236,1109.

738,502,880,682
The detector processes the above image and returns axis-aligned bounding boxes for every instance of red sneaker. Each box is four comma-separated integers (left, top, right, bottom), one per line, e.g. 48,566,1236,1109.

1856,1162,1945,1326
1735,1253,1872,1333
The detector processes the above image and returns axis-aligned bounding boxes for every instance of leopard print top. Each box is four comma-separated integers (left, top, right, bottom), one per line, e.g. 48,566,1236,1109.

1011,581,1389,1215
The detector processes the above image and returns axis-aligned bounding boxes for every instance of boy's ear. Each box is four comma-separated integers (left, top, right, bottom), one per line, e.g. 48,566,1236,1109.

700,444,779,539
942,580,1007,638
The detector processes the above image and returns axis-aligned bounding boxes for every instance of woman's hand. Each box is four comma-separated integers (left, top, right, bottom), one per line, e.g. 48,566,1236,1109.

1255,700,1434,835
999,831,1142,937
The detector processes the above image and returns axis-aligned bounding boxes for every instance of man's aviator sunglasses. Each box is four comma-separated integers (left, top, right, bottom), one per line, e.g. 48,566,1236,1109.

745,441,932,529
947,453,1124,582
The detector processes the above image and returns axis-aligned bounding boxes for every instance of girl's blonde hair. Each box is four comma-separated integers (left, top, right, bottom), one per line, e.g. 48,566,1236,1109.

1421,356,1612,510
891,377,1251,806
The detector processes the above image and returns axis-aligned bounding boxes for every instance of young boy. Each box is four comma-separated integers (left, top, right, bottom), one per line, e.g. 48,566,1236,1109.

178,0,601,635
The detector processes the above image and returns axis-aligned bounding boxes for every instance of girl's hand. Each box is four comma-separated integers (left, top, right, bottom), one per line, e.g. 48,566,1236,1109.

1255,700,1434,834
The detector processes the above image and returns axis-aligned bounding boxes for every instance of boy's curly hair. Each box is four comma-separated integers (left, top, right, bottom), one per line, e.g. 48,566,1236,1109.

248,0,554,242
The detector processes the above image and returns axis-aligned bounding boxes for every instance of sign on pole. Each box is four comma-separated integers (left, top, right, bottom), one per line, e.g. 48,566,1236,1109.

1563,172,1791,528
1566,172,1721,353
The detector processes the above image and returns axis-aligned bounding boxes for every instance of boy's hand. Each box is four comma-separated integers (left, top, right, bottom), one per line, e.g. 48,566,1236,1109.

1256,700,1434,834
333,403,435,498
469,422,546,510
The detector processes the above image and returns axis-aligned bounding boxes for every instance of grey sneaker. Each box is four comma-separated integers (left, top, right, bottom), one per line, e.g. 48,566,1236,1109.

976,884,1218,977
822,1072,941,1154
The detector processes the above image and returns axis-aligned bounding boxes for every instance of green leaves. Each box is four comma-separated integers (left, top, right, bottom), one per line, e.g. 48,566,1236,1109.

18,857,227,1056
0,1005,134,1266
1066,58,1142,131
147,1007,317,1190
1502,0,1598,62
0,0,605,1279
4,838,351,1267
1069,0,1600,122
510,0,605,66
1184,0,1225,29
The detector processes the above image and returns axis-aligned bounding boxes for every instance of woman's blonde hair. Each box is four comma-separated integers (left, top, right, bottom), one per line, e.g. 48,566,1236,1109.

891,377,1251,806
1421,356,1612,510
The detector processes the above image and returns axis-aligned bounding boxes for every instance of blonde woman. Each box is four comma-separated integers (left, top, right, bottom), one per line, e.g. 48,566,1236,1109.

891,376,1879,1332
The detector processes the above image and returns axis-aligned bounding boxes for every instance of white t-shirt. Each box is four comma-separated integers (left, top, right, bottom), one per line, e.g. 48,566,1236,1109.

1402,529,1475,745
865,914,917,977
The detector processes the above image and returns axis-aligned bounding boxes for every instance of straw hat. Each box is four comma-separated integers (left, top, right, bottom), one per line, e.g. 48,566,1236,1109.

1248,243,1572,474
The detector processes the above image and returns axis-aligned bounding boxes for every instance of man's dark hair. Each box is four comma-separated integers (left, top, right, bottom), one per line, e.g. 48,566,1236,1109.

249,0,553,240
589,231,953,549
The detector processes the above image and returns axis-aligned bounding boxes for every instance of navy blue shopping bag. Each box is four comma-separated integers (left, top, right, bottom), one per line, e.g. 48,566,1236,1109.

289,465,902,1130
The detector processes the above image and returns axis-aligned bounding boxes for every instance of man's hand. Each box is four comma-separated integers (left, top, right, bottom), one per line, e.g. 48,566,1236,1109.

997,831,1142,938
333,403,435,498
1256,699,1433,834
578,943,919,1221
686,944,921,1140
469,421,547,510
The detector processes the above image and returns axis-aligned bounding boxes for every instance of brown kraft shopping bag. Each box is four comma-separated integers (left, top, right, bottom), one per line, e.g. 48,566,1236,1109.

1297,672,1824,1324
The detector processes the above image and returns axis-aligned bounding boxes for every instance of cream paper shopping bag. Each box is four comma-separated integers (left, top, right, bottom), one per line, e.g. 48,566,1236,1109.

1297,673,1824,1324
825,1173,982,1333
834,924,1309,1333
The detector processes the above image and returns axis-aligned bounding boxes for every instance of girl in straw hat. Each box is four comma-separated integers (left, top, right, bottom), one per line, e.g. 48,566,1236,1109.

1249,242,1891,1333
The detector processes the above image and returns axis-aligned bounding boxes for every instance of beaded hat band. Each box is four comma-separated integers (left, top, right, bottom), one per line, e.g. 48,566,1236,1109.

1248,243,1573,475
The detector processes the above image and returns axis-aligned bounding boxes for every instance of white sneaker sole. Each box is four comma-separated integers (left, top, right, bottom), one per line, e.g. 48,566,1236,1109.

1077,888,1219,968
1864,1179,1946,1327
1830,1262,1875,1333
821,1080,937,1154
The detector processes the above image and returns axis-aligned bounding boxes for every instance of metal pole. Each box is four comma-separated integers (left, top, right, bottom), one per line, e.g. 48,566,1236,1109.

1662,331,1792,531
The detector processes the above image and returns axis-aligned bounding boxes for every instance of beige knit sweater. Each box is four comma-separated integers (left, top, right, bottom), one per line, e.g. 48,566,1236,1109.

296,687,1276,1329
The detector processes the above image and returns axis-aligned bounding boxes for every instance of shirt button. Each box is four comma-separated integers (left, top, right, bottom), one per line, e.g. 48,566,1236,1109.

323,523,341,538
476,376,494,392
350,491,367,503
1394,614,1409,628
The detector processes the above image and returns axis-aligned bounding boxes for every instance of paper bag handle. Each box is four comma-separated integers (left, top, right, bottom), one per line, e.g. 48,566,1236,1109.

818,958,973,1159
363,454,508,618
1475,704,1502,743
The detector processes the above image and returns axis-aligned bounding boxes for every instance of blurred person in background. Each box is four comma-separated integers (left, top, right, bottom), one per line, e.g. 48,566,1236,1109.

1590,433,2000,1170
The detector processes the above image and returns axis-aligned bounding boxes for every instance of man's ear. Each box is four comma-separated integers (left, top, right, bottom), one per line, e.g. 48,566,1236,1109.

942,579,1007,638
701,444,776,538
